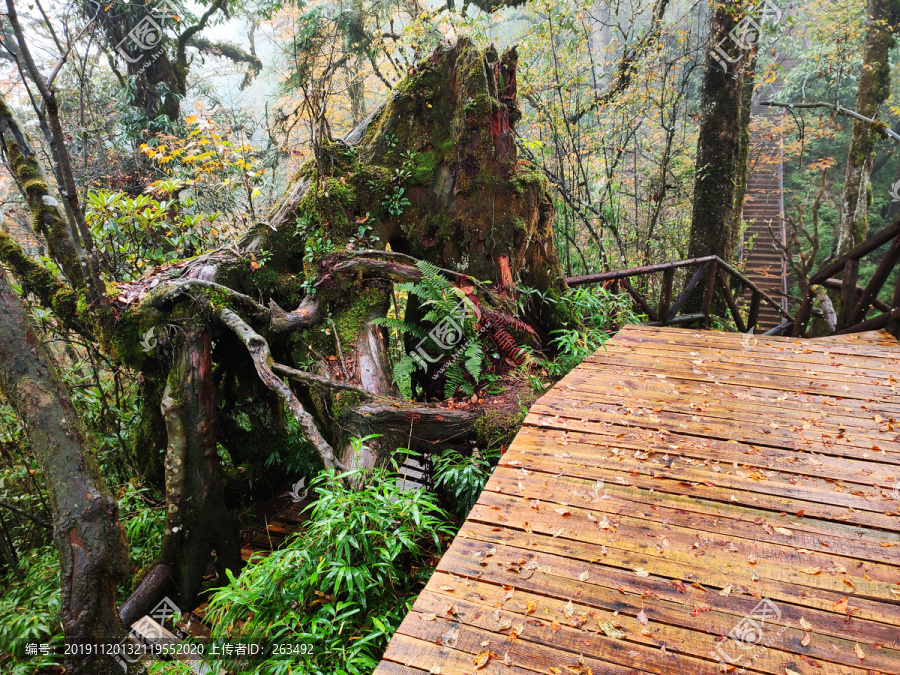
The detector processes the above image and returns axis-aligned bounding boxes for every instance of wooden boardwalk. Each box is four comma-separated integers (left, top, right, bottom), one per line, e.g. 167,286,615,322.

374,325,900,675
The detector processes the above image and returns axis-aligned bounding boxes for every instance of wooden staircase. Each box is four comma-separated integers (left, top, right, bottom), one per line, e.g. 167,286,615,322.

739,71,792,331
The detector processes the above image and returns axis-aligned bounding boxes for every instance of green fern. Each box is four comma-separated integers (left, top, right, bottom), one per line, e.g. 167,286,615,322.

372,259,486,398
463,341,483,380
370,315,427,339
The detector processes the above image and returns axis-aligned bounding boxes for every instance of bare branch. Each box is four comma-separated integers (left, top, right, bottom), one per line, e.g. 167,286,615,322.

761,101,900,144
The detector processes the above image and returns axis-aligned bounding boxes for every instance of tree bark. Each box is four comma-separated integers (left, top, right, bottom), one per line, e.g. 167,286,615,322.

835,0,900,256
687,0,757,313
158,324,241,610
0,271,138,674
689,0,756,263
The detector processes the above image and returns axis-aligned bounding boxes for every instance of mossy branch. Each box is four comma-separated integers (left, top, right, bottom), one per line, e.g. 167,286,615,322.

217,307,346,472
148,279,267,314
0,228,91,336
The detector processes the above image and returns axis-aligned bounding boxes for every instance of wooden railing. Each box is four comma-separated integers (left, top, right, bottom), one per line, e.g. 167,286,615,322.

565,255,792,334
792,220,900,337
565,220,900,338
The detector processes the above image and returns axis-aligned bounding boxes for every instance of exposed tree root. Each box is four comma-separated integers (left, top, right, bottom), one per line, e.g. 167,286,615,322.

217,307,347,471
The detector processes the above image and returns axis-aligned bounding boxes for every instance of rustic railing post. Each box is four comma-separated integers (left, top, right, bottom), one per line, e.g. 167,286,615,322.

717,267,746,333
748,290,761,333
701,260,718,326
887,263,900,337
620,278,658,321
848,235,900,326
659,267,674,325
837,259,859,330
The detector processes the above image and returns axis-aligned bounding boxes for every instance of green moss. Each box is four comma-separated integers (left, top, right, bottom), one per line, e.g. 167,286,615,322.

334,289,386,348
331,391,364,420
474,408,524,448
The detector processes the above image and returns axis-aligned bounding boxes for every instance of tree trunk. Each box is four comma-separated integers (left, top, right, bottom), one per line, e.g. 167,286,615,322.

835,0,900,256
0,38,565,617
689,0,756,262
158,323,241,609
0,271,139,674
687,0,756,313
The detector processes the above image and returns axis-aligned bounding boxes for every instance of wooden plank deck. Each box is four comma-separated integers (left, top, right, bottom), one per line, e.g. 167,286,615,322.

374,325,900,675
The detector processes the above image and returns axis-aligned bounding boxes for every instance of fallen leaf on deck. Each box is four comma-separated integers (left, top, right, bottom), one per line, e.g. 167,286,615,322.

598,621,626,639
474,650,490,669
854,643,865,660
801,632,810,647
637,609,649,625
799,617,812,630
772,526,793,536
579,571,590,581
634,568,650,578
564,599,575,617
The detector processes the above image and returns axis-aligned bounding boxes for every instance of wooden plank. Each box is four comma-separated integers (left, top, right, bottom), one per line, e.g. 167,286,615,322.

504,434,899,531
618,324,900,361
420,573,898,675
453,523,900,627
484,471,900,563
469,490,899,595
374,326,900,675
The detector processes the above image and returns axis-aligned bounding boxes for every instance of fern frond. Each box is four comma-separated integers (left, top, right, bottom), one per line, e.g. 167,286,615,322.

464,342,484,381
443,363,466,399
370,316,427,339
392,354,420,384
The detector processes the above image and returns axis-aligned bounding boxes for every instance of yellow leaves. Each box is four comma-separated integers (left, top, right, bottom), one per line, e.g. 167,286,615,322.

474,650,490,669
854,643,865,660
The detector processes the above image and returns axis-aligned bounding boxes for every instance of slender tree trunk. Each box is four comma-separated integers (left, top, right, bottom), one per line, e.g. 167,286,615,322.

158,323,241,609
689,0,756,262
0,271,139,674
687,0,756,311
836,0,900,256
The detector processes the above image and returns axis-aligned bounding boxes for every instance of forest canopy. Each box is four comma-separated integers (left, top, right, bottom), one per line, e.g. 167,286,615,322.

0,0,897,673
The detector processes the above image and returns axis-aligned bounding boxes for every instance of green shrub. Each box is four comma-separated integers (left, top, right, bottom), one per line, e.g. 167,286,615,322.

431,447,499,519
202,467,455,674
0,546,63,674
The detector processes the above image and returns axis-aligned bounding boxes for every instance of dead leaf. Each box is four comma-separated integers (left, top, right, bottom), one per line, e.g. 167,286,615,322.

554,507,571,516
422,613,437,621
429,664,441,674
564,599,575,618
854,643,865,660
634,568,650,578
801,632,811,647
598,621,625,639
799,617,812,631
802,566,822,576
474,650,490,669
637,609,649,625
772,526,793,536
579,570,590,582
